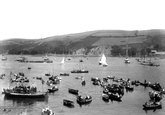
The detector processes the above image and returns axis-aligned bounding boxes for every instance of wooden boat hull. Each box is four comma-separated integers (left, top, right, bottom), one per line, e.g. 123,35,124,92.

60,73,69,76
125,86,134,91
68,88,79,95
102,94,109,102
143,104,162,109
3,90,47,98
63,99,74,108
48,88,58,93
108,92,122,101
77,99,92,104
77,96,92,105
71,70,89,73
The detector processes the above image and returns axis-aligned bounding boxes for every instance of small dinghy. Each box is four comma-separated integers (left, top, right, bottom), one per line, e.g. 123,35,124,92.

143,101,162,109
77,95,92,105
102,93,109,102
125,85,134,91
68,88,79,95
60,73,69,76
108,92,122,101
63,99,74,108
48,85,59,93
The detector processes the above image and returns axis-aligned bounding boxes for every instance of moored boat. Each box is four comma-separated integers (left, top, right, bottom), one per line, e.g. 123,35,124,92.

3,85,47,98
60,73,69,76
3,89,47,98
125,85,134,91
107,75,115,79
2,55,7,61
102,93,109,102
63,99,74,108
124,38,130,64
149,90,163,102
108,92,122,101
68,88,79,95
45,73,51,76
140,60,154,66
71,69,89,73
143,101,162,109
125,58,130,64
48,85,58,93
79,59,83,62
0,74,5,79
77,95,92,104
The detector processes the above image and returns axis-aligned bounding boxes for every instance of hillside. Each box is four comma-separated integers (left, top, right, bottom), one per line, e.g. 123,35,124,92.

0,29,165,56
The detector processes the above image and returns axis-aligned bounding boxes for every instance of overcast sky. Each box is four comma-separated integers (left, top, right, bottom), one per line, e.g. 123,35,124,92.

0,0,164,40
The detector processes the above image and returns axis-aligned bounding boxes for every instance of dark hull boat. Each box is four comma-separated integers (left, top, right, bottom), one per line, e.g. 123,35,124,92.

3,89,47,98
71,70,89,73
60,73,69,76
143,102,162,109
102,93,109,102
140,82,150,87
68,88,79,95
48,86,58,93
125,58,130,64
77,95,92,105
63,99,74,108
45,73,51,76
108,92,122,101
140,60,154,66
125,85,134,91
79,59,83,62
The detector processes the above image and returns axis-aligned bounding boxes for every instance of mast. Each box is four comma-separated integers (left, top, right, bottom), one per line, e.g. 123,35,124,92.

9,71,12,89
126,38,128,58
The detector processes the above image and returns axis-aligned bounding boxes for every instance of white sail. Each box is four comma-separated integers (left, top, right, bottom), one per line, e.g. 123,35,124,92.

44,55,49,60
61,57,65,64
125,38,130,64
99,54,108,66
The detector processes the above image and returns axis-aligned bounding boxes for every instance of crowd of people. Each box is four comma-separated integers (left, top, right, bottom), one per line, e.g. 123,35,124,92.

12,85,37,94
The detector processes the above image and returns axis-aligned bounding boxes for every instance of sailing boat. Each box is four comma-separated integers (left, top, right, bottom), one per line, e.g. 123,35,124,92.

1,54,7,61
125,38,130,64
44,55,49,61
61,57,65,64
140,49,154,66
99,53,108,67
71,64,89,73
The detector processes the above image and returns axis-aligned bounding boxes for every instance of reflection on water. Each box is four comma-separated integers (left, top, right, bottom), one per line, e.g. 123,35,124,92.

0,55,165,115
3,95,48,107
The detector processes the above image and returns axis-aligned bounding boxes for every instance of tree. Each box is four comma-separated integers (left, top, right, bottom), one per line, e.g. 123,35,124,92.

111,45,122,56
30,50,38,55
129,47,137,57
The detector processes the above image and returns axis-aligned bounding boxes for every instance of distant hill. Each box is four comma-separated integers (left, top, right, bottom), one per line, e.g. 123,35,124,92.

0,29,165,56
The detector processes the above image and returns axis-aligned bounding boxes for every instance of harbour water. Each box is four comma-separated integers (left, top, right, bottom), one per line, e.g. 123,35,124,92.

0,55,165,115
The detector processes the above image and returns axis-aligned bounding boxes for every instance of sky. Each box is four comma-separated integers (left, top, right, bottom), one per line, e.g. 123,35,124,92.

0,0,165,40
